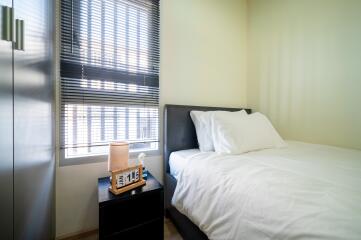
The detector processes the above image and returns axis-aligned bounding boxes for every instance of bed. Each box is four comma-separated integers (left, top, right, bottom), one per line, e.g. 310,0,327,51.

164,104,251,239
163,104,361,240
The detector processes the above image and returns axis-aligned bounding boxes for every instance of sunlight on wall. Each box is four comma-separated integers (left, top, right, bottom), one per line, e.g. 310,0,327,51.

160,0,248,108
248,0,361,150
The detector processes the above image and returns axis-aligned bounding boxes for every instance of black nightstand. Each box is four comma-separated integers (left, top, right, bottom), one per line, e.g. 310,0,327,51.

98,172,164,240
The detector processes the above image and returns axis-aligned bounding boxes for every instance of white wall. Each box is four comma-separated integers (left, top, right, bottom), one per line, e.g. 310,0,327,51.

160,0,248,107
55,0,248,237
247,0,361,150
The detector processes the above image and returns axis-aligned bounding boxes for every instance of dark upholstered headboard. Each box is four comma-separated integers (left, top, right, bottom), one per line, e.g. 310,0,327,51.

163,104,251,174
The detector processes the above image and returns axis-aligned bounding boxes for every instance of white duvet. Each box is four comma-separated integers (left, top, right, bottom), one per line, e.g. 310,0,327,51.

172,141,361,240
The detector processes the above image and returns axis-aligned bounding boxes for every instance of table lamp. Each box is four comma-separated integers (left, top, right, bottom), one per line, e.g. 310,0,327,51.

108,142,129,172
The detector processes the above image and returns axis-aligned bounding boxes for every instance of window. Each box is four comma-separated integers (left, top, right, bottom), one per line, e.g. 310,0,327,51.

60,0,160,159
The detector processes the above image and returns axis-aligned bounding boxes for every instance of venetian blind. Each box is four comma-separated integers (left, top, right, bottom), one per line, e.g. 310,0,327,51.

60,0,160,158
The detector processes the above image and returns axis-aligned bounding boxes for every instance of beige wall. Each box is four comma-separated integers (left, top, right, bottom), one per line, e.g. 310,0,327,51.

160,0,248,107
247,0,361,150
56,0,248,237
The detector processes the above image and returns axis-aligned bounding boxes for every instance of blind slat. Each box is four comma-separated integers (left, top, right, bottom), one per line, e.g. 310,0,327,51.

60,0,160,158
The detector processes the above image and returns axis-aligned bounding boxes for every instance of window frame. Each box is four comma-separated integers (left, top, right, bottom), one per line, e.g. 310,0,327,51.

58,0,160,166
59,146,161,167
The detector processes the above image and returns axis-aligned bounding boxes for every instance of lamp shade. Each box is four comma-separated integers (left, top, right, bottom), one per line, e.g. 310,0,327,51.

108,142,129,172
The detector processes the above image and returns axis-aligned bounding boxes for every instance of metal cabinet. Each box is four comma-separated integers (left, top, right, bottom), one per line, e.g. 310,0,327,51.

0,1,15,239
0,0,54,239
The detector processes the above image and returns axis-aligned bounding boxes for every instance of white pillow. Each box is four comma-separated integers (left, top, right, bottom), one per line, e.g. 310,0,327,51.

190,110,248,152
212,112,286,154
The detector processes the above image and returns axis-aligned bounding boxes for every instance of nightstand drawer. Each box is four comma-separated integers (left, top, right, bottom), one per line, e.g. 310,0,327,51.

104,218,163,240
99,190,163,237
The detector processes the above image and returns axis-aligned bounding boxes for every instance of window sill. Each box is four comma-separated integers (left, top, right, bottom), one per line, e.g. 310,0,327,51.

59,149,161,167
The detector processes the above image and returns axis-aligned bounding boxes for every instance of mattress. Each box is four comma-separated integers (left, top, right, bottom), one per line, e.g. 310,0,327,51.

169,149,201,180
172,141,361,240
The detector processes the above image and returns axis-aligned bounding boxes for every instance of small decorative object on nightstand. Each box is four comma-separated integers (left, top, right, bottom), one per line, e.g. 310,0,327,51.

138,152,148,179
98,172,164,240
109,165,146,195
107,142,146,195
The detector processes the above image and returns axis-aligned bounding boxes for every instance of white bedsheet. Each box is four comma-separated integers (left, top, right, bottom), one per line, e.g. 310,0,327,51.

172,141,361,240
169,149,201,180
